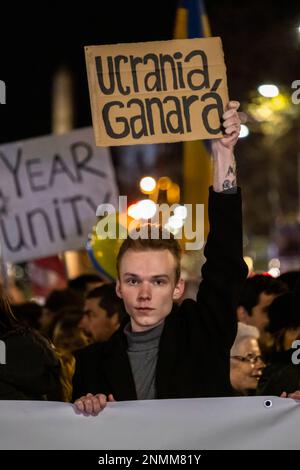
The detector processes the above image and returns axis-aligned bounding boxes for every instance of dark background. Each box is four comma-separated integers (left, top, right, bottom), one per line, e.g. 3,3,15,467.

1,0,299,142
1,0,300,258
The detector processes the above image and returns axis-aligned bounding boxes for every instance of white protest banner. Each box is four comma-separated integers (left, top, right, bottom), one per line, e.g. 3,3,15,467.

85,38,228,146
0,396,299,450
0,127,118,263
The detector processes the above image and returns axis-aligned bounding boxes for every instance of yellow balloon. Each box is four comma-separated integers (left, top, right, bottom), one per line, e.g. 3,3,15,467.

86,212,129,280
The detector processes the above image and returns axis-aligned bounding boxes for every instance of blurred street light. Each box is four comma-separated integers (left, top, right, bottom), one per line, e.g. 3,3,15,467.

140,176,156,194
244,256,253,275
258,84,279,98
239,124,249,138
127,203,140,220
247,90,293,135
268,267,280,277
128,199,157,220
164,215,184,235
157,177,172,190
174,205,188,220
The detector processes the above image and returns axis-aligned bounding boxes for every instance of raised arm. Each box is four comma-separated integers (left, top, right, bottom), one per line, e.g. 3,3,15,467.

212,100,240,192
196,101,248,349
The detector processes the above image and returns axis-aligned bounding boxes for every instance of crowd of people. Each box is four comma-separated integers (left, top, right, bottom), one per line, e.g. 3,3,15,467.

0,101,300,415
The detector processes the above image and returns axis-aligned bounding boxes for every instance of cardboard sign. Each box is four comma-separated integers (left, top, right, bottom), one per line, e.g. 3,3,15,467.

0,127,118,263
85,38,229,147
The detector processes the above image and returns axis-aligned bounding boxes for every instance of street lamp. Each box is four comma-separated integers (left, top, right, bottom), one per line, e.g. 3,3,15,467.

239,124,249,138
258,84,279,98
139,176,156,194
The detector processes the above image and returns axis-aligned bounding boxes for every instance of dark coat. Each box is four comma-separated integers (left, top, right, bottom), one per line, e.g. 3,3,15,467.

0,327,62,400
73,188,248,401
257,348,300,396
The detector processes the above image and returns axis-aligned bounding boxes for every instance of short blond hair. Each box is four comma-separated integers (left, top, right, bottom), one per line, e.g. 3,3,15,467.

116,224,182,282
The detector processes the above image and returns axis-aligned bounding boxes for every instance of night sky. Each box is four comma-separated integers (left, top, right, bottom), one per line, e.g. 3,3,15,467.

1,0,299,143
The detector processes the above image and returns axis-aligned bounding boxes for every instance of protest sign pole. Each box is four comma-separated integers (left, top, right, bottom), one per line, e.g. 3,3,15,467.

52,68,85,279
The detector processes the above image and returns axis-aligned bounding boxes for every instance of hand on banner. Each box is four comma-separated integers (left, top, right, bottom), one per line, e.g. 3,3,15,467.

280,391,300,400
74,393,116,415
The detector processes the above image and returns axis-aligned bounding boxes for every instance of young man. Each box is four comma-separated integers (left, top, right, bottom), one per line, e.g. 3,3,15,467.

73,101,248,414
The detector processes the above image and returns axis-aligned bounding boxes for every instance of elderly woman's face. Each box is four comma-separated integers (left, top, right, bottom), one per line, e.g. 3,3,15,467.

230,337,265,395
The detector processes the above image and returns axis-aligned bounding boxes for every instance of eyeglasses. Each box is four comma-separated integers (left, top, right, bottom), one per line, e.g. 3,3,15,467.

230,353,264,364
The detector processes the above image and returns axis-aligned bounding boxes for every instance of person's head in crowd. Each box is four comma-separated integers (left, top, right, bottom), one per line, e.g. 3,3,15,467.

115,224,185,332
230,322,265,395
52,307,88,351
278,270,300,291
256,279,300,397
80,283,125,342
45,306,85,343
40,288,84,334
237,274,288,337
267,290,300,353
11,302,42,330
68,273,105,297
0,289,64,401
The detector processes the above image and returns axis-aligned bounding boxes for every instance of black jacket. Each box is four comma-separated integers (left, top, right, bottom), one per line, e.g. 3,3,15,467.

0,327,62,400
73,188,248,401
257,348,300,396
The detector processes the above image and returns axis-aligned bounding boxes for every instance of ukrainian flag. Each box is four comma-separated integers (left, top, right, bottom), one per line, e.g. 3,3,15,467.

174,0,211,38
174,0,212,237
